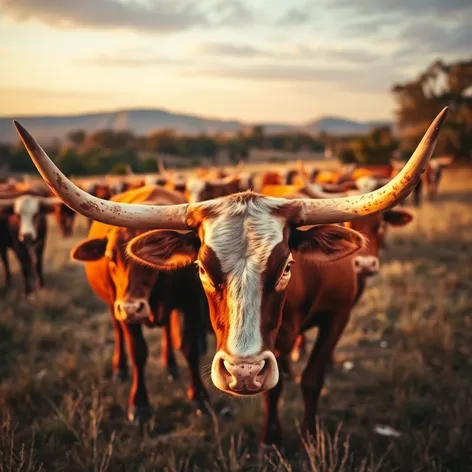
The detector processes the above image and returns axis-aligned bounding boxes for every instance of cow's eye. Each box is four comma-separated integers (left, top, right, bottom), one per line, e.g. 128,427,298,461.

275,255,294,292
196,261,215,288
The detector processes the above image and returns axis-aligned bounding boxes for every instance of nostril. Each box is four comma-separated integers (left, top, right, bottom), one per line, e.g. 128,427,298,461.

221,359,231,376
257,360,268,377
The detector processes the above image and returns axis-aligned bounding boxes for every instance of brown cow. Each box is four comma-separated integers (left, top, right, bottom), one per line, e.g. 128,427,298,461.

285,173,413,366
70,185,210,423
184,175,245,203
14,107,447,444
0,191,61,293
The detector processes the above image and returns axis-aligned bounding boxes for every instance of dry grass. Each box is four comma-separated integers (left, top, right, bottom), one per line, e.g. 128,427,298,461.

1,167,471,471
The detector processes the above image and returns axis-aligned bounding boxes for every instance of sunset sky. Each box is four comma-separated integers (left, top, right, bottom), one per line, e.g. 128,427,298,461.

0,0,470,123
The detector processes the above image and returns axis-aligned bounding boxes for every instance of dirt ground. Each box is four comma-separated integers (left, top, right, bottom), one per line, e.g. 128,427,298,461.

1,167,471,471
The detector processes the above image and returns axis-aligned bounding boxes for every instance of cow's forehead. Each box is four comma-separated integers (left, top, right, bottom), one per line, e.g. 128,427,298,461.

14,196,40,214
201,197,287,271
106,227,140,260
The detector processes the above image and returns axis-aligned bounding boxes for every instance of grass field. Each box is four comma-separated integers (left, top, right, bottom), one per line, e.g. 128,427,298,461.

1,167,472,471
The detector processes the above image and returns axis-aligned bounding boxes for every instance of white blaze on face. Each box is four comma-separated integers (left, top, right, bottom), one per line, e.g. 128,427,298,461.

13,195,41,241
186,178,206,203
202,198,285,357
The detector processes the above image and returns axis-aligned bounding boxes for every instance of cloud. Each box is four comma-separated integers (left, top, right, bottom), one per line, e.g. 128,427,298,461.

194,63,406,93
0,87,110,100
0,0,251,34
195,42,274,58
76,49,187,68
327,0,472,17
194,41,383,64
277,3,316,26
397,21,472,56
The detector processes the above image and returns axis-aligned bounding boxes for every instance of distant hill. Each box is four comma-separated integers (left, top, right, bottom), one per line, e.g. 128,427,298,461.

0,108,392,143
305,116,393,135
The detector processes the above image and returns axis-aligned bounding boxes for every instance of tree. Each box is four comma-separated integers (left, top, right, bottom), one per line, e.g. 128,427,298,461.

56,146,88,176
249,125,265,149
392,58,472,160
67,129,86,147
146,130,180,155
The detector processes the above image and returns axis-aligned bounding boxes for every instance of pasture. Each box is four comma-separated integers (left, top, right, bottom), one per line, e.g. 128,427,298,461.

1,166,472,472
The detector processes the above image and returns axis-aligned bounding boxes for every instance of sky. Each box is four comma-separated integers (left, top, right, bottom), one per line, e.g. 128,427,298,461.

0,0,470,123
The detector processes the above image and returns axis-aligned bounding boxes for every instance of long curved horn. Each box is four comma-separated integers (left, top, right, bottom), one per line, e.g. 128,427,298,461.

290,108,448,225
14,122,189,230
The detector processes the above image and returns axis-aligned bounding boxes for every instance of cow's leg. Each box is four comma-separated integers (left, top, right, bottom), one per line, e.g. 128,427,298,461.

161,309,180,381
279,357,294,379
109,305,128,382
13,245,33,294
35,244,45,288
413,179,422,207
290,333,307,362
122,322,150,424
0,246,11,287
180,312,210,413
300,311,350,442
261,360,285,447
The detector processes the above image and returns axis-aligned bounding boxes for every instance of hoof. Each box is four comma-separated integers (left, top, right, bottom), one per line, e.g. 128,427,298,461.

166,365,180,382
128,405,151,425
112,369,129,383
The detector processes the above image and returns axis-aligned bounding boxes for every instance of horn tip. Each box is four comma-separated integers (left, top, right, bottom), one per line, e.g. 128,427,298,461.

13,120,39,152
425,107,449,146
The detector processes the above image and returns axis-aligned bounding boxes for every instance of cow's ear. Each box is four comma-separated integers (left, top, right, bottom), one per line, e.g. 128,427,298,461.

383,209,413,227
71,238,108,261
127,230,200,270
290,224,365,263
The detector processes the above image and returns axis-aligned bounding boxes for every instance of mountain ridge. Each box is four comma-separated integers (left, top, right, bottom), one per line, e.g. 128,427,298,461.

0,108,393,143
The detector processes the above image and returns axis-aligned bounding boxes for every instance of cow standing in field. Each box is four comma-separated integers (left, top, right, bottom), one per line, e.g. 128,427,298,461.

70,185,210,423
281,170,414,365
14,107,447,445
410,158,453,206
0,189,61,293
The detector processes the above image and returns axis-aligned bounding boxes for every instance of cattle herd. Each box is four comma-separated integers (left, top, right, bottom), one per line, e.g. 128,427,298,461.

0,109,451,448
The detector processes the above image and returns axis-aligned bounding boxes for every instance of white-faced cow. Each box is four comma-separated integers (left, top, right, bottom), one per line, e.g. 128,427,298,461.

0,190,61,293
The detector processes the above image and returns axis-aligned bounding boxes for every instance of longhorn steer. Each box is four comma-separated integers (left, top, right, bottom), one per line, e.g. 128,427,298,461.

0,191,61,293
13,108,447,444
70,185,210,423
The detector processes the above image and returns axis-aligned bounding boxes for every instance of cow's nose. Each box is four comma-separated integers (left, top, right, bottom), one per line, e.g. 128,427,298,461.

20,233,34,243
353,255,379,276
211,350,279,395
114,299,151,323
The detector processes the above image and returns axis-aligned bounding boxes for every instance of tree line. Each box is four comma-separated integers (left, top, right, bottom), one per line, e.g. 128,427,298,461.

1,126,326,176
